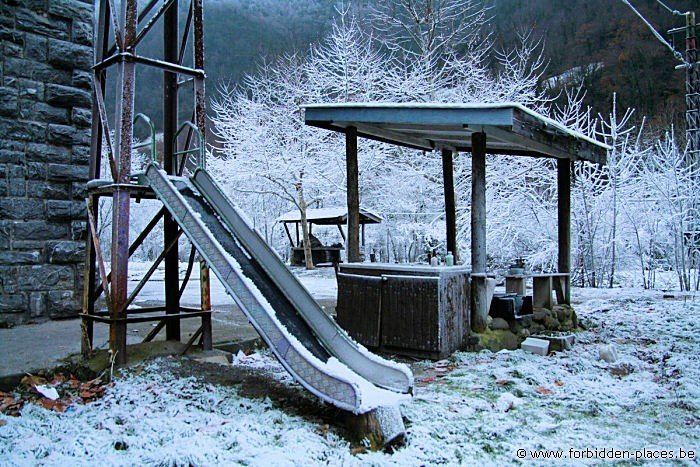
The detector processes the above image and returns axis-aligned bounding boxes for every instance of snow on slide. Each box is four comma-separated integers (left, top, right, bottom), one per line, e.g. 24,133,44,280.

143,163,411,416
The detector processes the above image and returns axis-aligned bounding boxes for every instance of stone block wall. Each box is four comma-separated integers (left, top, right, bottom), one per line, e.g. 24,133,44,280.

0,0,92,325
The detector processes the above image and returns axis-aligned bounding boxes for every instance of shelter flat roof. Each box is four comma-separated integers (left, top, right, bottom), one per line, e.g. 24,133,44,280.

278,207,382,225
303,102,609,164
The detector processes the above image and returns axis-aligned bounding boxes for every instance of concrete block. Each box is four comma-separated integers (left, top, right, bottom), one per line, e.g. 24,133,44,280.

47,288,80,317
15,9,69,40
48,0,92,20
0,250,42,265
48,38,92,70
193,350,233,365
0,86,18,117
18,265,74,291
48,163,88,182
47,123,75,145
29,291,46,317
531,333,575,352
0,198,45,220
0,293,27,313
71,21,92,46
521,337,549,356
47,199,86,221
19,100,69,124
0,117,46,142
24,33,48,61
13,220,69,241
27,180,70,199
47,240,84,263
45,83,91,108
71,107,91,127
18,79,45,101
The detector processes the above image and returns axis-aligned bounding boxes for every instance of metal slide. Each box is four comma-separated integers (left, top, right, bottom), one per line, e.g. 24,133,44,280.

143,163,412,414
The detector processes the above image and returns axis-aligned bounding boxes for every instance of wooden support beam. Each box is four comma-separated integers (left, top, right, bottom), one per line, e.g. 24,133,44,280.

346,125,361,262
557,159,571,304
442,148,458,263
283,223,294,246
471,132,487,273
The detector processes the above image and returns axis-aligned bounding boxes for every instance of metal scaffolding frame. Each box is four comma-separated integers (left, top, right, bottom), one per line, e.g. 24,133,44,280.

82,0,212,364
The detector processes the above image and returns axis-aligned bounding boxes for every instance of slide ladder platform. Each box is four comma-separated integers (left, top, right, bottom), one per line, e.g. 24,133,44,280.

142,162,412,415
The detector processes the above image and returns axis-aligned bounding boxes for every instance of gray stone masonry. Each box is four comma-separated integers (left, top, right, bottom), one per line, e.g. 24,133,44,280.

0,0,92,324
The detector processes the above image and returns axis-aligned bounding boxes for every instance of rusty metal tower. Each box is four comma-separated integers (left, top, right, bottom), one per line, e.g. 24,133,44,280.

82,0,211,364
683,11,699,161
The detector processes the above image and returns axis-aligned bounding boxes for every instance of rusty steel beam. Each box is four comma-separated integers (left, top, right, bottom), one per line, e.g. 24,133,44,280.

92,206,166,301
178,0,193,65
87,0,211,362
109,0,139,365
163,0,181,341
192,0,211,317
179,244,197,298
83,0,111,356
120,229,184,314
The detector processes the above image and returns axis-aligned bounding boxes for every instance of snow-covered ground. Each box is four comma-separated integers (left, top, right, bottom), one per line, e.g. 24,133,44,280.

1,269,698,466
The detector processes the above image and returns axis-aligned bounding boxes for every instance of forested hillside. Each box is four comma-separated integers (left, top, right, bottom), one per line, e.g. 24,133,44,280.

133,0,696,127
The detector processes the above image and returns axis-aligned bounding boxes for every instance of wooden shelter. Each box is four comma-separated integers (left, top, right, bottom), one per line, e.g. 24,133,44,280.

278,207,382,265
303,102,609,334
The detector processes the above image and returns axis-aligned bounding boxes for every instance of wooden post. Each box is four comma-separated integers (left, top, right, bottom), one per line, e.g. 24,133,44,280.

470,133,488,333
471,132,486,273
442,148,458,263
346,126,361,262
557,159,571,304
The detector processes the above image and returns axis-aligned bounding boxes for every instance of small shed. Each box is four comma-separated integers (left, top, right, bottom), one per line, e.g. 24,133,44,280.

278,207,382,266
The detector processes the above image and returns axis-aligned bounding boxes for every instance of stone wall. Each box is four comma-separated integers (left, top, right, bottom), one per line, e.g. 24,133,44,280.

0,0,92,325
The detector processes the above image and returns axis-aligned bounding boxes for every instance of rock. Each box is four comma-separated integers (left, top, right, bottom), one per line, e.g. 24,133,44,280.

554,305,572,321
477,329,522,352
599,344,618,363
532,309,548,322
544,315,560,330
518,328,530,338
489,317,510,330
517,314,533,327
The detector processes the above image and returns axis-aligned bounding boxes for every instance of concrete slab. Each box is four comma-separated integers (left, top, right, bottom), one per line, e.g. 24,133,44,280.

0,296,337,383
521,337,550,356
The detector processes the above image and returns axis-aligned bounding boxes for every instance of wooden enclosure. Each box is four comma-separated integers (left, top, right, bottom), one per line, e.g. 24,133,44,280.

336,264,471,360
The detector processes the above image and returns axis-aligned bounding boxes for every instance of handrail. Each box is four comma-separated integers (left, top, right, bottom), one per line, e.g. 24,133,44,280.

174,121,205,171
133,113,157,163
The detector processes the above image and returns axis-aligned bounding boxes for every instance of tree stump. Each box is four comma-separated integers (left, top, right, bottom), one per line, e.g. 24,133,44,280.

344,405,406,451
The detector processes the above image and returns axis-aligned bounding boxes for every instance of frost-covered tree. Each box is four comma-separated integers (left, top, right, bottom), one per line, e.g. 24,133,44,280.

211,54,339,269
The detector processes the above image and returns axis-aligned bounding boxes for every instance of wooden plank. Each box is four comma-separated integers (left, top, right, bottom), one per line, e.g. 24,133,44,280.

442,148,459,263
557,159,572,304
346,125,361,262
335,273,382,347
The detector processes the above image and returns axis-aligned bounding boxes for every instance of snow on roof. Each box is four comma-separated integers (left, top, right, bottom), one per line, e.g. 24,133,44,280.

302,102,610,164
277,207,383,224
